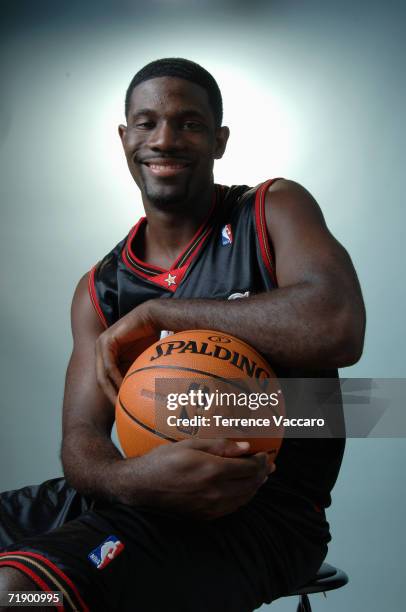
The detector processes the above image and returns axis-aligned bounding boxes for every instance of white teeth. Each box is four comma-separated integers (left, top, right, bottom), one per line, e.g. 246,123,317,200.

149,164,186,170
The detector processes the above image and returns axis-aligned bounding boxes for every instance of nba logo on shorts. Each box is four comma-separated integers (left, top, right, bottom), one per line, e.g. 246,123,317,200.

88,535,125,570
221,224,233,246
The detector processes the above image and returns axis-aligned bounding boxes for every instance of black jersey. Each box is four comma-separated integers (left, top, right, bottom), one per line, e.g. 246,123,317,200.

89,181,278,326
89,179,345,508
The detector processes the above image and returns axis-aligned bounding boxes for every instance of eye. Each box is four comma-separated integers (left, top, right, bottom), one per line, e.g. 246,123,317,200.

183,121,204,131
136,121,155,129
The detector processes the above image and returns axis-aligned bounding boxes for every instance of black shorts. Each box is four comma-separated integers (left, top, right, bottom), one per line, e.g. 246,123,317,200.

0,478,330,612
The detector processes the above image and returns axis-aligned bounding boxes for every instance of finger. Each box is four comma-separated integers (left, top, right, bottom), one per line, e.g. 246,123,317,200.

218,472,269,498
102,338,124,391
96,310,157,394
95,338,120,405
112,309,157,347
179,438,250,457
178,440,268,481
211,454,268,481
96,334,123,391
268,461,276,474
251,451,273,472
95,354,118,405
221,440,251,457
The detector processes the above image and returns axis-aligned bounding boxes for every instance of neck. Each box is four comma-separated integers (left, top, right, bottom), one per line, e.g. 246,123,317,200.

141,184,215,269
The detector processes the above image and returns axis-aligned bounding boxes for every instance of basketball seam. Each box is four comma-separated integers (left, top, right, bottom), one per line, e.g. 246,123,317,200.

118,397,178,442
123,365,257,393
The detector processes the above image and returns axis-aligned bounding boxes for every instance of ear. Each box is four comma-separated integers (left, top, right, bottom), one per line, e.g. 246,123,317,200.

118,124,127,148
213,126,230,159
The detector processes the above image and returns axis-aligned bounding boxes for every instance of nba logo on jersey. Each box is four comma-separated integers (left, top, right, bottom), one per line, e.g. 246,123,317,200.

88,535,125,570
221,224,233,246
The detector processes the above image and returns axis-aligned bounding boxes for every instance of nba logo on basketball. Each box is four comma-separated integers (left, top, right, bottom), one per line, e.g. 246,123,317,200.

221,224,233,245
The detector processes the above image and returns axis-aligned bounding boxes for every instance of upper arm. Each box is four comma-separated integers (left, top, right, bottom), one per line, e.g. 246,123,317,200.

62,273,114,438
266,179,363,299
265,179,366,356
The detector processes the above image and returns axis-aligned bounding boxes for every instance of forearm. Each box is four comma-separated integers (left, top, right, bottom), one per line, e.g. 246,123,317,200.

61,425,144,504
148,282,364,369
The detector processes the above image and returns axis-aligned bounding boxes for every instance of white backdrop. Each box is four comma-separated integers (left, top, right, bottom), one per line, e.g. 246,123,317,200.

1,1,405,610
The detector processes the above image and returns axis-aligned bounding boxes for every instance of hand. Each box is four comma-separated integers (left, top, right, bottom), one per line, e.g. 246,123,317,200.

96,301,158,404
118,438,276,520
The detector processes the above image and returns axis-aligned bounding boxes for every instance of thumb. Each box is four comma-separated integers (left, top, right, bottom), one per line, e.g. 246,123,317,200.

180,437,250,457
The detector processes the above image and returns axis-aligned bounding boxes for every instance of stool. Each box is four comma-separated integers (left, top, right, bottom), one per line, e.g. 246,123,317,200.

285,562,348,611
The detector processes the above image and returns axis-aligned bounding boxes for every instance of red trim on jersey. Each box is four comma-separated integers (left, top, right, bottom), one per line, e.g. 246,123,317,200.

254,178,282,285
88,266,108,329
174,220,212,269
9,551,90,612
0,560,63,611
151,265,188,293
125,217,162,272
122,243,152,280
122,187,219,288
171,193,217,269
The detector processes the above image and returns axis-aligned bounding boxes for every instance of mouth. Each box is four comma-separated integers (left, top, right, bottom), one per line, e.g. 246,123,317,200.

141,158,192,178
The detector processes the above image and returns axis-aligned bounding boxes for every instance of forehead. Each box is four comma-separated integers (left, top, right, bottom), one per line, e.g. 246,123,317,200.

128,76,213,120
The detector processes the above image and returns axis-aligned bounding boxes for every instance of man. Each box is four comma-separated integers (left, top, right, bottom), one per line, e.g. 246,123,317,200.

0,58,365,611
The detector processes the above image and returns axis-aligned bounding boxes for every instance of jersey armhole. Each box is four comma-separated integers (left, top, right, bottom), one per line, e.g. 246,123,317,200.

88,265,109,329
254,178,282,286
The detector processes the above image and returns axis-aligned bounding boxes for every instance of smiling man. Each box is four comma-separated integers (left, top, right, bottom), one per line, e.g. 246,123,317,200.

123,77,224,205
0,58,365,611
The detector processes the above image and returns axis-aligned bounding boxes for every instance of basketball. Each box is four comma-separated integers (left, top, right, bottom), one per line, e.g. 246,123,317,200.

116,330,285,459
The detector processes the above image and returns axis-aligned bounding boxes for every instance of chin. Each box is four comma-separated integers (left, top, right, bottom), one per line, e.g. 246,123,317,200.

145,183,189,209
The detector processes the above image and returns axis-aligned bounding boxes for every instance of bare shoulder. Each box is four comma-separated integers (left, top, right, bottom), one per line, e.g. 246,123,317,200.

265,178,326,225
262,177,351,272
267,178,316,200
71,272,106,343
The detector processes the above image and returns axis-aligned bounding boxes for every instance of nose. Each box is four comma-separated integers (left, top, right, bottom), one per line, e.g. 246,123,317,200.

148,121,180,151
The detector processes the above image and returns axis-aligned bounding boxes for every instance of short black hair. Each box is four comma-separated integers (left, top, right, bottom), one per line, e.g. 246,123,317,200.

124,58,223,127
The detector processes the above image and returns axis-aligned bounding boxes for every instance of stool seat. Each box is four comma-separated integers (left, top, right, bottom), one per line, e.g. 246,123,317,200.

288,562,349,596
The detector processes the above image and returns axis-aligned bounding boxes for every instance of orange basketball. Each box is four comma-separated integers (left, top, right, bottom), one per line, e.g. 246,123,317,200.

116,330,285,459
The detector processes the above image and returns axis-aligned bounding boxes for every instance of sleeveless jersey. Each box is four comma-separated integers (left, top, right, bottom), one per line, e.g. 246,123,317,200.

89,179,345,508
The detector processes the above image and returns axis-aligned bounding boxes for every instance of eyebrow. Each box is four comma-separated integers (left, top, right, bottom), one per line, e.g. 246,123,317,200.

130,108,208,121
131,109,153,118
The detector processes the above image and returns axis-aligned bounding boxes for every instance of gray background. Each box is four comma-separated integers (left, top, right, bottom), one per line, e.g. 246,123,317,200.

1,1,405,610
